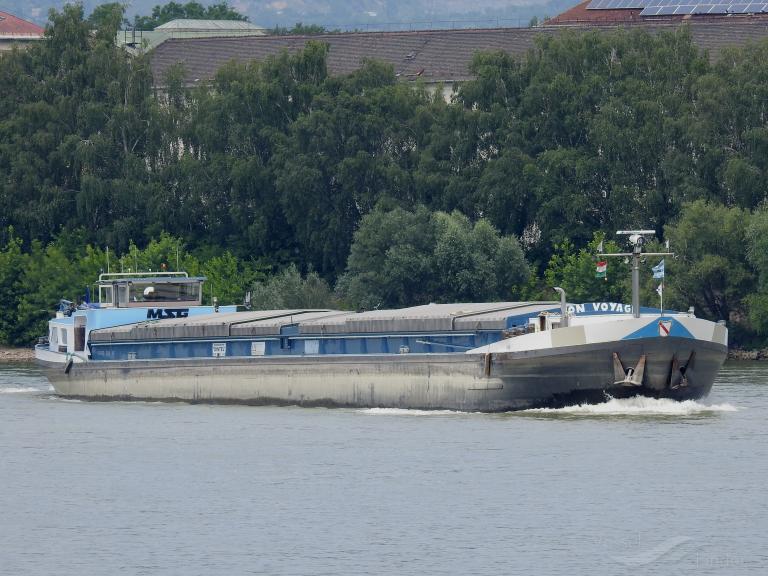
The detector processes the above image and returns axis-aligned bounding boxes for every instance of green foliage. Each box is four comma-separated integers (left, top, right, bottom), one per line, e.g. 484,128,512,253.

133,1,247,30
745,204,768,291
202,252,264,306
664,200,754,324
340,205,529,309
270,23,333,36
0,3,159,252
87,3,128,33
250,265,335,310
0,230,271,345
14,232,106,345
0,230,26,344
339,205,436,310
272,57,428,275
7,11,768,346
745,204,768,336
110,236,266,307
542,233,629,303
121,234,192,273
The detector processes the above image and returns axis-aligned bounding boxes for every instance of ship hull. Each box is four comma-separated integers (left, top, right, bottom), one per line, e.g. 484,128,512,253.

489,336,726,409
37,336,726,411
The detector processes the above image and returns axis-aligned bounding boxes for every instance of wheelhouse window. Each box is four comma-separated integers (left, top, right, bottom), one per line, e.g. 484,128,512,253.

130,282,201,303
99,274,205,308
117,285,129,306
99,285,114,306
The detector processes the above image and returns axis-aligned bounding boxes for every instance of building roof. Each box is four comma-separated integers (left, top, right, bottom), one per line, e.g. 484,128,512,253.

118,18,265,52
547,1,644,25
151,27,555,86
150,20,768,87
0,10,44,37
548,0,768,25
155,19,264,32
118,28,266,52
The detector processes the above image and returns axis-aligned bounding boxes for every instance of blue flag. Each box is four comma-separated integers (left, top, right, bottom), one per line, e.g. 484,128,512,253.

652,259,665,279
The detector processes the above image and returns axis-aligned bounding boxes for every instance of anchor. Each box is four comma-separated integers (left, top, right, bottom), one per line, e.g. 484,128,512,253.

612,352,646,387
669,351,695,389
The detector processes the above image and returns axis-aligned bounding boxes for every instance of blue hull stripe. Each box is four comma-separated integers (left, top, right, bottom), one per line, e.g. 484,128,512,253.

622,317,695,341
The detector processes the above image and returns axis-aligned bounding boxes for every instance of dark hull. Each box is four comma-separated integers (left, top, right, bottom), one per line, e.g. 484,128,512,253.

487,336,727,410
38,336,727,412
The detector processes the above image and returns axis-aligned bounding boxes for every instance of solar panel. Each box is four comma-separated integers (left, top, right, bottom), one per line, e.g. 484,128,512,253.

587,0,650,10
589,0,768,12
639,0,768,14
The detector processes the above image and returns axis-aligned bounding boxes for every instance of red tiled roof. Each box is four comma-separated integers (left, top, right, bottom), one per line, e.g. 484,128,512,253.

0,11,44,36
548,0,768,25
548,1,643,25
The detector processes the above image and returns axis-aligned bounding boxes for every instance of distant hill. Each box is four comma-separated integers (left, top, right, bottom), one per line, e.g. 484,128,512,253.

1,0,576,29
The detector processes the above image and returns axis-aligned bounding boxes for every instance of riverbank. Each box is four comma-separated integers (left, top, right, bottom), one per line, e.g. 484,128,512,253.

728,348,768,360
0,347,35,363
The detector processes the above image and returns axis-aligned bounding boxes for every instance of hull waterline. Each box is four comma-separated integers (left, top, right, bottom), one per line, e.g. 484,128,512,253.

37,336,727,411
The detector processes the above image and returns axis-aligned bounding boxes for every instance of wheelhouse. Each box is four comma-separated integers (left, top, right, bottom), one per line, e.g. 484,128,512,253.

97,272,204,308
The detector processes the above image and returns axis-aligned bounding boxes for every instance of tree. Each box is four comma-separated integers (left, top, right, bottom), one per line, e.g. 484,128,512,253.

13,232,107,345
270,23,332,36
250,265,335,309
133,1,247,30
273,56,427,276
664,200,754,326
7,21,768,346
0,230,26,345
339,204,437,310
744,204,768,336
475,148,537,237
87,3,128,32
432,212,529,302
340,205,530,309
0,3,159,251
201,251,263,306
542,233,629,304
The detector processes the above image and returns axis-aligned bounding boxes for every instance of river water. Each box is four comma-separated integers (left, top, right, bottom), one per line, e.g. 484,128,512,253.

0,362,766,576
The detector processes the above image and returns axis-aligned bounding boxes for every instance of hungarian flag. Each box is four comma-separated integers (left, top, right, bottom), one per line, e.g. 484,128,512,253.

596,260,607,279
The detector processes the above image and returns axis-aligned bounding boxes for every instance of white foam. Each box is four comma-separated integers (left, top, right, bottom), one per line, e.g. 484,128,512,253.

522,396,739,416
0,385,53,394
44,396,83,403
361,407,467,416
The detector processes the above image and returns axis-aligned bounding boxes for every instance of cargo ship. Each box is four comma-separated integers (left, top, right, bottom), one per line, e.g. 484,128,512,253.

35,232,728,410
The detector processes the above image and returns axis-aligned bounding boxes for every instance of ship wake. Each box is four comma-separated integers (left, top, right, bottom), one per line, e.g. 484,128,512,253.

0,385,54,394
522,396,738,416
361,408,467,416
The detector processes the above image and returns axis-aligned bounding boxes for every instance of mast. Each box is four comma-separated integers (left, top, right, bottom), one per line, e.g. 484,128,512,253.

600,230,673,318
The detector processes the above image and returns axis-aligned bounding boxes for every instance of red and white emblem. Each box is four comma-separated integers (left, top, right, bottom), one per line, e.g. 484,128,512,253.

658,320,672,337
